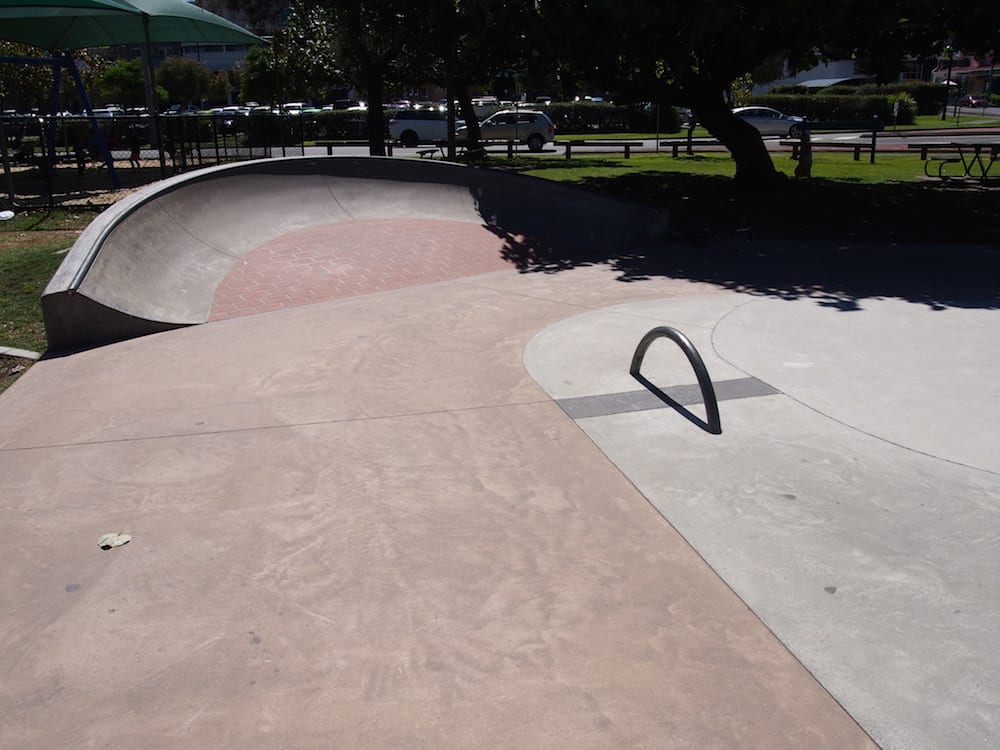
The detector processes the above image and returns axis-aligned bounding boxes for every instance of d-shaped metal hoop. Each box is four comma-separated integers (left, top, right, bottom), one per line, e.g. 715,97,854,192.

630,326,722,435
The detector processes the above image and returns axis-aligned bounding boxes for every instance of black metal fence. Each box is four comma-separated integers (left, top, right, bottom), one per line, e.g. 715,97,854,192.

1,112,308,208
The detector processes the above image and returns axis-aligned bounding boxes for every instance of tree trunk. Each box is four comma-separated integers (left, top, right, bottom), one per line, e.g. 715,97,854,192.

455,84,481,146
685,82,780,184
365,69,386,156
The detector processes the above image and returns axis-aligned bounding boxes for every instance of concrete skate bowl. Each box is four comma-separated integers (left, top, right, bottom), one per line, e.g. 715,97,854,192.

42,156,669,352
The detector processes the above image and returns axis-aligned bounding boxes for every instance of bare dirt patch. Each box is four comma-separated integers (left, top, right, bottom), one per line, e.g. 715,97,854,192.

0,354,32,394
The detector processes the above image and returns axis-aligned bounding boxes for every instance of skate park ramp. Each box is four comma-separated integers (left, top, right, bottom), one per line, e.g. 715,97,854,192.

42,156,667,352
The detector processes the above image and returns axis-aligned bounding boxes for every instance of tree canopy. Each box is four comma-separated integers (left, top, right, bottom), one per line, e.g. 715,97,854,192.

209,0,999,177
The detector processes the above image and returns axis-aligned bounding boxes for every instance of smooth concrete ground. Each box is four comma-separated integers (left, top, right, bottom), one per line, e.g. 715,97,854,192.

525,292,1000,750
3,229,998,748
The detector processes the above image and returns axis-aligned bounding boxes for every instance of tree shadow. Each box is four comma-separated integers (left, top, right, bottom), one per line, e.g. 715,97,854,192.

487,171,1000,311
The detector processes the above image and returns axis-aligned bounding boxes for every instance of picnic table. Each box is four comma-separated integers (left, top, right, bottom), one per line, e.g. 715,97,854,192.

911,141,1000,180
952,142,1000,179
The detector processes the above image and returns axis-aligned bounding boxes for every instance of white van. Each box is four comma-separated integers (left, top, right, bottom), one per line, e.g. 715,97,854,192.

388,110,465,147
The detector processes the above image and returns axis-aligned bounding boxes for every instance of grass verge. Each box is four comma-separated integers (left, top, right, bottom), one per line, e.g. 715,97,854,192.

511,151,1000,246
0,209,92,393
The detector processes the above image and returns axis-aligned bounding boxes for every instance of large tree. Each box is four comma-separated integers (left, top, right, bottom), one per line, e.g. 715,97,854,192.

96,58,148,107
156,56,217,107
537,0,1000,182
207,0,1000,176
316,0,435,154
236,3,341,105
419,0,539,150
0,43,111,113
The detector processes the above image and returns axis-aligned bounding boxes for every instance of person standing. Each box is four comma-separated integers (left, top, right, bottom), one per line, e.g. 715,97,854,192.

128,127,142,169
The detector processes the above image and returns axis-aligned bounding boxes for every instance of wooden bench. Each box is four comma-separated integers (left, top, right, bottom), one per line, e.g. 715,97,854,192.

416,147,437,159
429,141,490,160
658,139,724,157
790,119,885,163
780,140,868,160
558,140,644,159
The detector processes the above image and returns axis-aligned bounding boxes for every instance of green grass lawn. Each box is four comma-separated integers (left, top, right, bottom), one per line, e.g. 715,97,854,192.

0,210,91,350
519,151,928,183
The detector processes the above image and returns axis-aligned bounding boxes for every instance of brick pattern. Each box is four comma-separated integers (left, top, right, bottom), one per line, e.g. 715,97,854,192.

209,219,514,321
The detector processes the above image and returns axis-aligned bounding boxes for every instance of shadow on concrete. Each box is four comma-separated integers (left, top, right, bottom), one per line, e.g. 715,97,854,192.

487,170,1000,312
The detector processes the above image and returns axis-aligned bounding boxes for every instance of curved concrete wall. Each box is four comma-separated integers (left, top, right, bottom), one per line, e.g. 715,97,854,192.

43,156,669,352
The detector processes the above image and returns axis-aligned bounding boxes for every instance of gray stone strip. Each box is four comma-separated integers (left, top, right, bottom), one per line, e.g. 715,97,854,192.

0,346,41,361
557,377,779,420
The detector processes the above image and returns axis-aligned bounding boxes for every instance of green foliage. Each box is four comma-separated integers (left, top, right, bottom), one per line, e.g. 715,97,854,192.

235,4,342,105
273,3,342,103
304,110,369,139
96,58,146,106
771,84,808,95
888,93,918,123
0,43,111,113
235,45,274,104
156,56,216,107
821,82,945,117
751,93,916,124
768,82,945,117
0,42,52,112
209,71,232,104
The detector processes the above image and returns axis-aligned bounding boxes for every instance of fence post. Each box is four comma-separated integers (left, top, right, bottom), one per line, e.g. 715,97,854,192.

565,141,572,160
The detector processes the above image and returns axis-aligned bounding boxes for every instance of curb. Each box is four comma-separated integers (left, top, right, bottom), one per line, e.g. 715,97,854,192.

0,346,41,361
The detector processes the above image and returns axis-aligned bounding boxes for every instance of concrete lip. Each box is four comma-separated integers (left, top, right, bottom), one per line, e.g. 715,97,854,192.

41,156,668,352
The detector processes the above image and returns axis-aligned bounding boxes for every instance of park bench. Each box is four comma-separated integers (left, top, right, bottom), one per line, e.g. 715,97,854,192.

782,118,885,163
557,140,644,159
430,140,490,160
659,139,725,157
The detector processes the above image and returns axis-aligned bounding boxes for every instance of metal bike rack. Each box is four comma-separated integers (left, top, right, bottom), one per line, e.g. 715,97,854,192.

629,326,722,435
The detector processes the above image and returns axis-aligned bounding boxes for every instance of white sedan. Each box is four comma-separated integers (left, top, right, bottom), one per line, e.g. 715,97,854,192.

733,106,805,137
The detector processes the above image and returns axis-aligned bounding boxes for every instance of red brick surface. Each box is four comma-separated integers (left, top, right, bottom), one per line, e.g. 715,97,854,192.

210,219,513,320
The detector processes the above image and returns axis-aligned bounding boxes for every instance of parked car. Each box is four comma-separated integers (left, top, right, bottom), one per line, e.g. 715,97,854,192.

388,109,464,146
959,94,987,107
457,109,555,152
733,106,805,137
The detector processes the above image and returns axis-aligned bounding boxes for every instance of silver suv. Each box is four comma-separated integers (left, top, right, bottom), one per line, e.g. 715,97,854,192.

388,110,464,147
459,109,555,152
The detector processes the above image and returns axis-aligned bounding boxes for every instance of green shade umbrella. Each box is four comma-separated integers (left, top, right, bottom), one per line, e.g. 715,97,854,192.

0,0,263,50
0,0,264,189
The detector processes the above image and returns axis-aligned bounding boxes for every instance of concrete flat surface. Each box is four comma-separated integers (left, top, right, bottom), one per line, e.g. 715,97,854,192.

4,202,999,749
525,294,1000,750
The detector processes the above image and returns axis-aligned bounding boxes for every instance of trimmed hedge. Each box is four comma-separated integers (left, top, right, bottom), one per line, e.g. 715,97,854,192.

766,81,947,116
750,93,917,124
838,82,945,115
